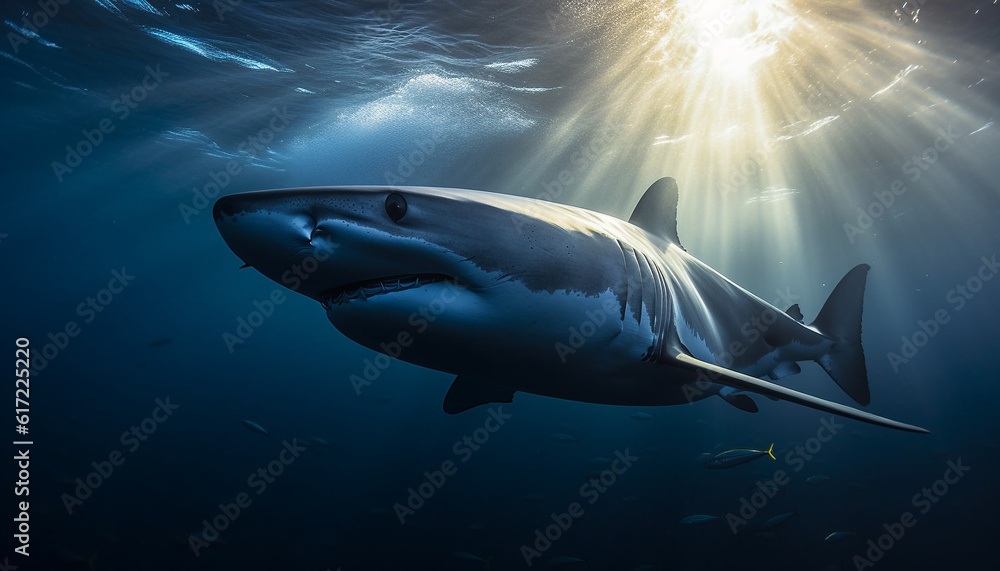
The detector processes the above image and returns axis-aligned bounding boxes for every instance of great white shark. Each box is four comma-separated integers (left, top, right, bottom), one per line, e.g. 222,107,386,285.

213,178,928,433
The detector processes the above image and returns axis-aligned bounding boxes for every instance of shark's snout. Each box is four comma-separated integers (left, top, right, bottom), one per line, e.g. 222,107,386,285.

213,188,470,306
213,192,318,281
213,193,270,256
213,191,277,223
212,193,240,220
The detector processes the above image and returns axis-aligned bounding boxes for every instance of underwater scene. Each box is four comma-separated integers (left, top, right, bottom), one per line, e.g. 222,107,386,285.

2,0,999,569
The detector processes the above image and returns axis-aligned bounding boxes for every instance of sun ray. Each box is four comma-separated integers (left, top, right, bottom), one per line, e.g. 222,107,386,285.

508,0,998,287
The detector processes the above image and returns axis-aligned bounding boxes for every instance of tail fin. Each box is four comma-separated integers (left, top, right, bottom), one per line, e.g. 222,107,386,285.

766,443,775,460
811,264,871,406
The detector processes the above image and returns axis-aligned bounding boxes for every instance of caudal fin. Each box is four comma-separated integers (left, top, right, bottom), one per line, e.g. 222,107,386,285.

811,264,871,406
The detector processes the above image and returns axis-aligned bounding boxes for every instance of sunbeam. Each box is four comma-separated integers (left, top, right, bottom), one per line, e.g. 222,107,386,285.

510,0,998,284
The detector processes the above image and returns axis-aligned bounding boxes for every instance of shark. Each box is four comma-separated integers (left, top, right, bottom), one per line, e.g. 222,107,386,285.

213,177,928,433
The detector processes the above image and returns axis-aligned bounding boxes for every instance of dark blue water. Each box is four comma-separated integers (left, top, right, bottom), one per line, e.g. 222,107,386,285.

3,0,999,569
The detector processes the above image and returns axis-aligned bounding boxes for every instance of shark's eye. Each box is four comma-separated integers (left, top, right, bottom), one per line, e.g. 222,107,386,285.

385,192,407,222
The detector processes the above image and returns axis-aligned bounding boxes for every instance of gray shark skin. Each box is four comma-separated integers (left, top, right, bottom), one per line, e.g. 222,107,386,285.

213,178,928,433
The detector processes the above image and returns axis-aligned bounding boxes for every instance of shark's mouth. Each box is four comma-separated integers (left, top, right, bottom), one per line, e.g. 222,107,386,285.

320,273,456,308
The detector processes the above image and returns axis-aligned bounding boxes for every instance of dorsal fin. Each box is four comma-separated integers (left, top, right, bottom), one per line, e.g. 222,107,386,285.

628,177,683,249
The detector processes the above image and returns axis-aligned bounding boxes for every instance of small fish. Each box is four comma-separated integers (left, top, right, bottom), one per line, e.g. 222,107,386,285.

241,419,269,436
453,551,491,567
522,493,547,502
751,480,787,495
679,514,719,524
550,433,577,443
703,444,775,469
762,510,798,530
631,411,654,420
751,531,780,540
806,475,831,485
293,436,331,448
589,456,613,468
824,531,856,544
147,337,173,348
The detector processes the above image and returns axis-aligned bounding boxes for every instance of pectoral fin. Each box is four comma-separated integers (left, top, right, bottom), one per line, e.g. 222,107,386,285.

718,387,759,413
673,353,929,434
768,361,802,380
443,376,516,414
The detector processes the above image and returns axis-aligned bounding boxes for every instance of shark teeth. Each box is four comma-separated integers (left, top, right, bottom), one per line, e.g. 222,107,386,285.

321,274,454,307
